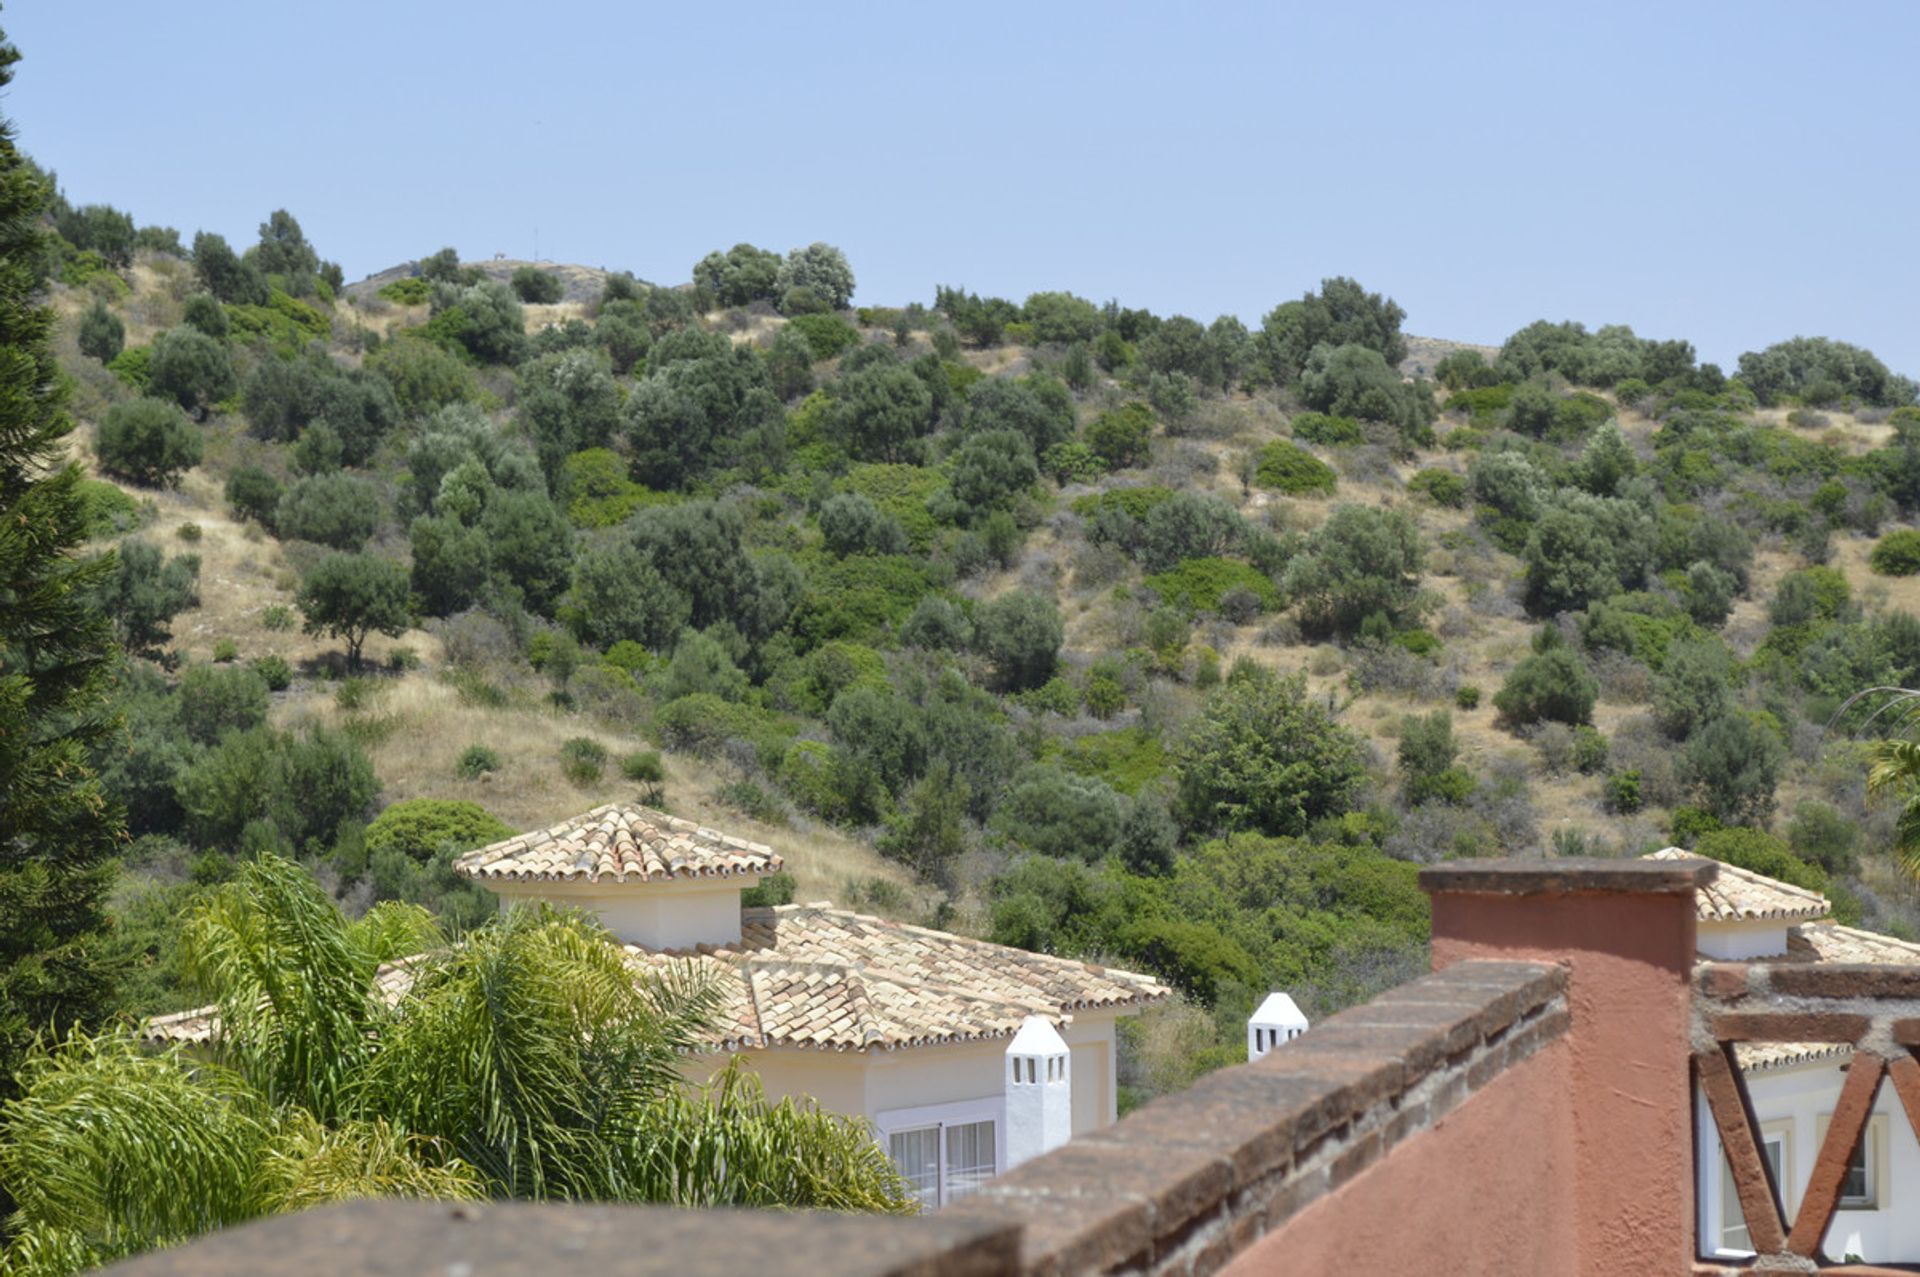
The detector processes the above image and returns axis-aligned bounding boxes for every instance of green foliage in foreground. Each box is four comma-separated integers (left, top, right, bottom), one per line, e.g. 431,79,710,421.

0,858,912,1274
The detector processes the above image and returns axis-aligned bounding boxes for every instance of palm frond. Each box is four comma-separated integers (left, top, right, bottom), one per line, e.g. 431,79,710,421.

251,1111,481,1214
182,855,410,1120
613,1058,915,1213
0,1032,269,1261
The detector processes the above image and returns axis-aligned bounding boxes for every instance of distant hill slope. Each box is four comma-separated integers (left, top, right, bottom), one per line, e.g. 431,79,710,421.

1400,333,1499,379
346,258,625,306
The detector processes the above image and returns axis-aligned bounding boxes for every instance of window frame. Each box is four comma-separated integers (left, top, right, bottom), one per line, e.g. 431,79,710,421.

875,1096,1005,1208
1815,1112,1888,1212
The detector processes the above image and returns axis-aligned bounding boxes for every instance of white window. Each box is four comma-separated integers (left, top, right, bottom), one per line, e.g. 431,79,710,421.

1720,1122,1792,1254
1817,1113,1888,1212
877,1098,1003,1209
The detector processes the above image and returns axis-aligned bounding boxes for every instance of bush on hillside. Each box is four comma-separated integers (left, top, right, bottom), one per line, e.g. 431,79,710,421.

1252,440,1336,495
95,398,202,487
365,798,513,862
1494,630,1597,728
510,266,564,304
1869,529,1920,576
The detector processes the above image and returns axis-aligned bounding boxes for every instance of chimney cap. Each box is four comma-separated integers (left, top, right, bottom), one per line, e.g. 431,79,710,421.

1250,992,1308,1030
1007,1014,1069,1056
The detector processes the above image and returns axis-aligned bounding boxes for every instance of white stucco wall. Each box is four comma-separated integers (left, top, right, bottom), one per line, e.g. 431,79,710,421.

1696,1057,1920,1263
1696,919,1792,961
677,1011,1127,1138
492,878,753,949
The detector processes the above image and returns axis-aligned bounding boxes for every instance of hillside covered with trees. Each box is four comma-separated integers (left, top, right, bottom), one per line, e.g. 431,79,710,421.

34,160,1920,1101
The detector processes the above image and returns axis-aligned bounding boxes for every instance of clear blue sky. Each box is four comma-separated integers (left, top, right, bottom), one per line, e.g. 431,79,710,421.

11,1,1916,371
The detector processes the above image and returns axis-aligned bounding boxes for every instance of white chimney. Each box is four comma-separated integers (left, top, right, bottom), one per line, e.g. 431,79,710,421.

1248,992,1309,1061
1005,1015,1071,1168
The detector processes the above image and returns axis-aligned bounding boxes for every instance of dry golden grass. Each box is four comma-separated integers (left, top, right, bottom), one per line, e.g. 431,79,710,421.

281,676,918,907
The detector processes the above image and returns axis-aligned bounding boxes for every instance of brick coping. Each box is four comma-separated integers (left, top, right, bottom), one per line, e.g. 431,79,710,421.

941,959,1571,1276
1420,855,1718,898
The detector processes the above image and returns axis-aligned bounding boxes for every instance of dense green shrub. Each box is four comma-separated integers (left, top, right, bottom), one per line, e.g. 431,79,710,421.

559,737,608,785
147,326,235,416
510,266,564,304
974,591,1063,691
1290,411,1364,446
96,398,202,487
250,654,292,692
456,744,502,779
1682,714,1785,825
1869,529,1920,576
177,664,270,745
787,313,860,360
1252,440,1336,495
1084,402,1154,470
1407,468,1466,507
275,473,381,549
1296,343,1436,444
1144,558,1280,618
77,298,124,363
1494,630,1597,727
1258,277,1408,385
379,277,432,305
365,798,513,861
224,465,283,526
1282,505,1424,636
94,539,199,654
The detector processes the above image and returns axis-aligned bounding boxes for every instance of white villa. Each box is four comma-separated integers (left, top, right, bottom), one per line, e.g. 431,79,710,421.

148,803,1170,1209
1656,848,1920,1264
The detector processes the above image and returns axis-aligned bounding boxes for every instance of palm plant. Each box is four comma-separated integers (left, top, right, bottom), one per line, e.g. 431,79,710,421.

0,855,911,1276
1838,687,1920,878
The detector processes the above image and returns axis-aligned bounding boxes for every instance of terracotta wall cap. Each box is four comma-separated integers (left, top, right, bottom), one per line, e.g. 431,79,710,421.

1419,856,1717,898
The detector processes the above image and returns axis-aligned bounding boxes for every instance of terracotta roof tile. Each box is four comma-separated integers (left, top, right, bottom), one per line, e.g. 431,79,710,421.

1644,848,1828,922
454,803,782,886
144,905,1167,1053
631,904,1167,1052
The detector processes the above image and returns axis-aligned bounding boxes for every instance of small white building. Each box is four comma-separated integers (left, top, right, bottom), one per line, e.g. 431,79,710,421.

1649,849,1920,1264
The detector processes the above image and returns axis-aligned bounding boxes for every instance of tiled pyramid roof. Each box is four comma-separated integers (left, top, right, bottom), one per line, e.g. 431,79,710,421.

144,905,1168,1053
454,803,781,886
1643,848,1828,922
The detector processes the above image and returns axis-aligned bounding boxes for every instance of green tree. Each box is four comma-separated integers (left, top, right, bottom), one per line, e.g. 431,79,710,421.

0,19,124,1112
147,326,236,418
973,591,1062,691
693,243,781,307
948,429,1038,514
181,292,228,339
1737,336,1913,408
963,376,1074,455
1282,504,1424,637
192,230,268,305
250,209,323,296
1652,636,1734,740
510,266,565,304
94,398,202,487
75,299,122,363
93,539,199,655
775,242,855,312
177,665,270,746
1493,629,1597,728
1085,402,1153,470
1683,714,1785,826
275,473,382,550
993,764,1125,860
832,362,934,461
1257,277,1408,385
1296,343,1436,443
297,553,411,667
1174,663,1368,835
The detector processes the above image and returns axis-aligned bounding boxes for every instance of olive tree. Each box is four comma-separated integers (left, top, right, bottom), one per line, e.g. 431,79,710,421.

96,397,202,487
297,552,411,667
